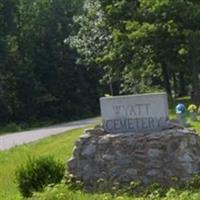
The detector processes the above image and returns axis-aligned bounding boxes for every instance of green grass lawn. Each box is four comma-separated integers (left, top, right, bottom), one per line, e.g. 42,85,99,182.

0,128,84,200
1,125,200,200
1,98,200,200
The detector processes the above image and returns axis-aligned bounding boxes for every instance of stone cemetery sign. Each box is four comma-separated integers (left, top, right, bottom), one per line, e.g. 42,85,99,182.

68,92,200,190
100,93,169,133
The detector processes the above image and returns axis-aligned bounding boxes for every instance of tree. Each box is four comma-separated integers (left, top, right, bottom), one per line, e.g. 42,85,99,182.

72,0,200,101
0,0,104,124
0,0,17,122
70,0,118,94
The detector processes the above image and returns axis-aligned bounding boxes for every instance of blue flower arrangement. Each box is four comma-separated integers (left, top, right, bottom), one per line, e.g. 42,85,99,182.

176,104,186,114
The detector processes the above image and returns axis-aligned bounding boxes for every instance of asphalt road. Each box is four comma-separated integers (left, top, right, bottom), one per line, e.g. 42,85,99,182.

0,118,98,151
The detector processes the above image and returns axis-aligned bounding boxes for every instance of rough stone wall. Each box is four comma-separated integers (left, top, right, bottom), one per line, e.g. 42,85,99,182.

67,128,200,190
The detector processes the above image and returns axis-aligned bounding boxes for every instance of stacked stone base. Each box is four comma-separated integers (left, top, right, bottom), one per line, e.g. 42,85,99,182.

67,128,200,190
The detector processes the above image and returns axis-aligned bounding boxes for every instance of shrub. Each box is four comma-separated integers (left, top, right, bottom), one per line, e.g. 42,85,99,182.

3,122,22,133
16,156,65,197
185,174,200,189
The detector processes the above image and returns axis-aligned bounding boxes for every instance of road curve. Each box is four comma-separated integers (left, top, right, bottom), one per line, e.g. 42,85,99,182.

0,118,98,151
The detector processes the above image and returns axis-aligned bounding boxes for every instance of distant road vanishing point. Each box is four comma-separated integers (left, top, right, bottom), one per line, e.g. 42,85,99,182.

0,118,98,151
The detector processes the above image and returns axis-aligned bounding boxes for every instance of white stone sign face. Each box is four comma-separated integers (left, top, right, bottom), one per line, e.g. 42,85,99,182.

100,93,169,133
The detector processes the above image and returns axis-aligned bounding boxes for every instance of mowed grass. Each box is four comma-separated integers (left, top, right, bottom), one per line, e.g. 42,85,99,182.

1,97,200,200
0,128,85,200
1,126,200,200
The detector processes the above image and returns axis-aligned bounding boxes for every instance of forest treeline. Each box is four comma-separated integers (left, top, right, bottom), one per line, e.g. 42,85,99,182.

0,0,104,124
1,0,200,125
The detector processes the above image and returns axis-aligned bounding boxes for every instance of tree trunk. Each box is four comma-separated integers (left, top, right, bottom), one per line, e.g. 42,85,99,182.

161,65,173,103
191,56,199,93
172,72,178,98
190,32,200,102
178,72,187,97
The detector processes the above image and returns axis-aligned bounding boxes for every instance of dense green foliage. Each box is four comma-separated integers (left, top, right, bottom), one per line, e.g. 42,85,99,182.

2,0,200,125
71,0,200,101
0,0,104,126
16,156,65,197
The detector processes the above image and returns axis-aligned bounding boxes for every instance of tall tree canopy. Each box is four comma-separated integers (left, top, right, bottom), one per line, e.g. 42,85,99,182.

0,0,104,124
71,0,200,101
2,0,200,125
